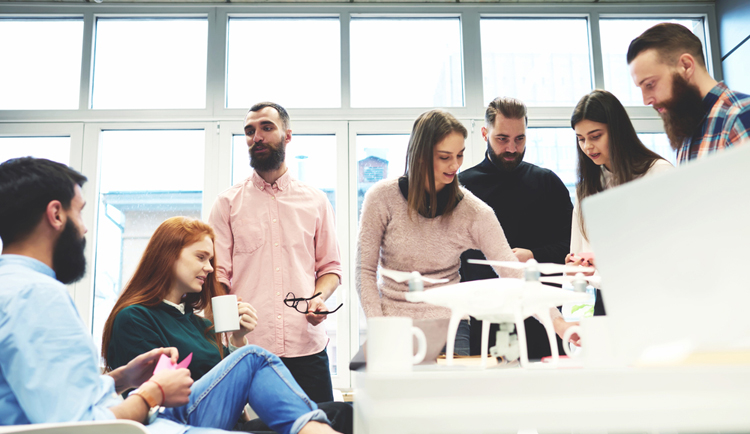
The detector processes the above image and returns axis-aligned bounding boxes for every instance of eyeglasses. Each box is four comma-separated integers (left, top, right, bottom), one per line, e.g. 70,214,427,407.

284,292,343,315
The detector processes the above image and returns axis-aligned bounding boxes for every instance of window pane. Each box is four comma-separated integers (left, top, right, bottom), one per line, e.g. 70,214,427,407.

525,128,577,199
354,133,409,347
0,137,70,165
92,130,205,360
639,132,676,166
0,18,83,110
481,18,592,106
351,18,463,108
92,18,207,109
226,18,340,109
231,133,341,374
600,18,705,106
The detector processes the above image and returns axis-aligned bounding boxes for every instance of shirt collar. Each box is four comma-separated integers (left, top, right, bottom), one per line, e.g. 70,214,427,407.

0,254,56,279
702,82,727,113
250,169,291,192
162,299,186,314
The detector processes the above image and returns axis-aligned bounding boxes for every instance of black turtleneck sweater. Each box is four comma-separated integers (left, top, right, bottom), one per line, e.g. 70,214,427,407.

459,157,573,359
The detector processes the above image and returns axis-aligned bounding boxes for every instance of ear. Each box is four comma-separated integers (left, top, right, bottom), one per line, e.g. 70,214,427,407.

481,126,488,141
678,53,696,80
283,129,292,146
45,200,66,232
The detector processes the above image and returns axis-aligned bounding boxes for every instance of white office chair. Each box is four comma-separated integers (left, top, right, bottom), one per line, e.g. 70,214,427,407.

0,420,148,434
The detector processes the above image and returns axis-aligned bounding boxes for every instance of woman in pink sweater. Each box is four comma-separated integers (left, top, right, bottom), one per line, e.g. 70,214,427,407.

355,109,522,355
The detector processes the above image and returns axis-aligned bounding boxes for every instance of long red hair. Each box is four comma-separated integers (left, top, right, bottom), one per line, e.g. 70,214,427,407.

101,216,226,370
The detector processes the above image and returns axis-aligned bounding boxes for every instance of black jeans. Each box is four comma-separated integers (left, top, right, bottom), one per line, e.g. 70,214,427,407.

280,348,334,404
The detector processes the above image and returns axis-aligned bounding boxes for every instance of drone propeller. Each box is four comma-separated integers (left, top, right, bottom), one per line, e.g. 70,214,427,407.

539,274,602,287
467,258,595,275
380,268,449,284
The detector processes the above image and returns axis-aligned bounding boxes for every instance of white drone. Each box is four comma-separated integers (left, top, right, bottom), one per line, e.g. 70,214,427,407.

389,259,594,368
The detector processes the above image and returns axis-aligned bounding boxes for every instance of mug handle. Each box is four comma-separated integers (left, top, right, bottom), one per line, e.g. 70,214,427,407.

411,326,427,365
562,325,582,357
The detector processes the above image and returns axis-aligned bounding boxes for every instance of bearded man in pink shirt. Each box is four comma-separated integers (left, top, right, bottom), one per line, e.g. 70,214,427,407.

208,102,343,404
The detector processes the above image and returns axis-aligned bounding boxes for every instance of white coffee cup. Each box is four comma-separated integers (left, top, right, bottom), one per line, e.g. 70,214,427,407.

562,315,616,368
212,295,240,333
366,317,427,373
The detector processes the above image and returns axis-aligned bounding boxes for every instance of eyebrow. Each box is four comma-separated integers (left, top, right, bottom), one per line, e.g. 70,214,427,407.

244,120,276,130
577,128,604,136
637,76,654,87
437,148,466,155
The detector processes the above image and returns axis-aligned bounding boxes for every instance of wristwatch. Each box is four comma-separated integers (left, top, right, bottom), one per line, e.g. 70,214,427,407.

132,387,161,425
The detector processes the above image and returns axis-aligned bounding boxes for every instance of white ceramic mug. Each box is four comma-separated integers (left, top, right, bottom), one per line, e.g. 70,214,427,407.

367,317,427,373
212,295,240,333
562,316,615,368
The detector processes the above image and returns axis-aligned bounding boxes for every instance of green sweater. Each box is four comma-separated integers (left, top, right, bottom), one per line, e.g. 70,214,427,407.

108,303,227,381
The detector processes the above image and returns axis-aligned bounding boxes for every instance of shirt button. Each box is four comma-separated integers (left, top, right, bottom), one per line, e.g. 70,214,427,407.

277,315,281,319
277,292,281,296
271,196,276,200
276,267,280,272
274,242,279,247
273,218,277,223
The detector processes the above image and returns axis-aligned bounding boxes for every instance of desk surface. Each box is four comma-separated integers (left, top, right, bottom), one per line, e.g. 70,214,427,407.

353,364,750,434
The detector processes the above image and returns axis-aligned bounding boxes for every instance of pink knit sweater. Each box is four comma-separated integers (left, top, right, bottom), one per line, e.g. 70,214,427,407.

356,178,522,319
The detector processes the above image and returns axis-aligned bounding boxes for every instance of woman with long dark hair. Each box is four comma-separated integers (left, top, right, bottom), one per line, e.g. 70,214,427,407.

102,216,345,434
356,109,522,355
567,90,672,315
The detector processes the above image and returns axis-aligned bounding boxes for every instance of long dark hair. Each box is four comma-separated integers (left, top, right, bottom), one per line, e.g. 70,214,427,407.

571,90,666,240
405,109,466,219
101,216,225,370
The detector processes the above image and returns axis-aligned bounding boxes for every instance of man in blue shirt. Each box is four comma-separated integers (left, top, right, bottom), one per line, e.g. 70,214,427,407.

0,157,335,434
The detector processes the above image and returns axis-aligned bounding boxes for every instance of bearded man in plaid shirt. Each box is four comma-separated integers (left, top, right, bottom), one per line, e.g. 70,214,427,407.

627,22,750,164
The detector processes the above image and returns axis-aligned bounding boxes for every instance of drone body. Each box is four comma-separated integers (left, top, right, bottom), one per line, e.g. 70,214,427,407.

391,259,595,368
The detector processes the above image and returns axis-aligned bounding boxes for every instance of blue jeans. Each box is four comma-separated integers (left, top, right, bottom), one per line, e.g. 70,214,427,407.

153,346,329,434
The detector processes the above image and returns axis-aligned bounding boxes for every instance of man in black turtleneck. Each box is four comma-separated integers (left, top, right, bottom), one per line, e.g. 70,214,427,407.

459,96,574,360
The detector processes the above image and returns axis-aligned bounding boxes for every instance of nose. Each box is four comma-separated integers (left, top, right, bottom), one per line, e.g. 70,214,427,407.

205,262,214,273
252,131,263,144
643,91,653,106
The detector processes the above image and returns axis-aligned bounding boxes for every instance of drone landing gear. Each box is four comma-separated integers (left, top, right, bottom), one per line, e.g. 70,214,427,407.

489,323,520,364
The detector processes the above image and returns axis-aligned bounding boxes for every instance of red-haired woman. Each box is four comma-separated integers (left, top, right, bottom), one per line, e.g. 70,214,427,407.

102,216,347,434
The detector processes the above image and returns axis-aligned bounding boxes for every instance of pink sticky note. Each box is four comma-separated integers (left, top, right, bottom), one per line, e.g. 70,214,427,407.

153,353,193,375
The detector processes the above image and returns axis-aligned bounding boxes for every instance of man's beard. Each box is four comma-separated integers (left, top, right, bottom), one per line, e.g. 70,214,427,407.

487,140,525,171
657,73,706,150
249,139,286,172
53,219,86,284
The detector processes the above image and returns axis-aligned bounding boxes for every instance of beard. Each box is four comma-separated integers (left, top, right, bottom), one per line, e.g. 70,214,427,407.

249,138,286,172
657,73,706,150
53,219,87,284
487,140,525,171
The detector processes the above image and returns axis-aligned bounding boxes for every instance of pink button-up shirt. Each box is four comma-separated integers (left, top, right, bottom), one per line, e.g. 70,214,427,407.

208,170,342,358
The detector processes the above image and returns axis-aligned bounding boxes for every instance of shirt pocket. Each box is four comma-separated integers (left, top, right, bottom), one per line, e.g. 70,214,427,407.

232,219,265,254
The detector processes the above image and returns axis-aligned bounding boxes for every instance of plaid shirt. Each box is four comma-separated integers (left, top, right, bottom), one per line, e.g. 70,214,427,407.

677,82,750,165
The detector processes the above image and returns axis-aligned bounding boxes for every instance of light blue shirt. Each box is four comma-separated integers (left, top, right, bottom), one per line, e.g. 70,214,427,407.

0,255,119,425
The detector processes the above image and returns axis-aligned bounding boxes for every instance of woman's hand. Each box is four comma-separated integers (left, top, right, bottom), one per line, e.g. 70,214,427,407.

565,253,595,276
230,300,258,346
553,317,581,347
109,347,179,394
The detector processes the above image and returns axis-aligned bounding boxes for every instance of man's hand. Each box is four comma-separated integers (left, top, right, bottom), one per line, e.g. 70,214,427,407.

512,248,534,263
149,368,193,407
109,347,179,394
305,296,328,326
